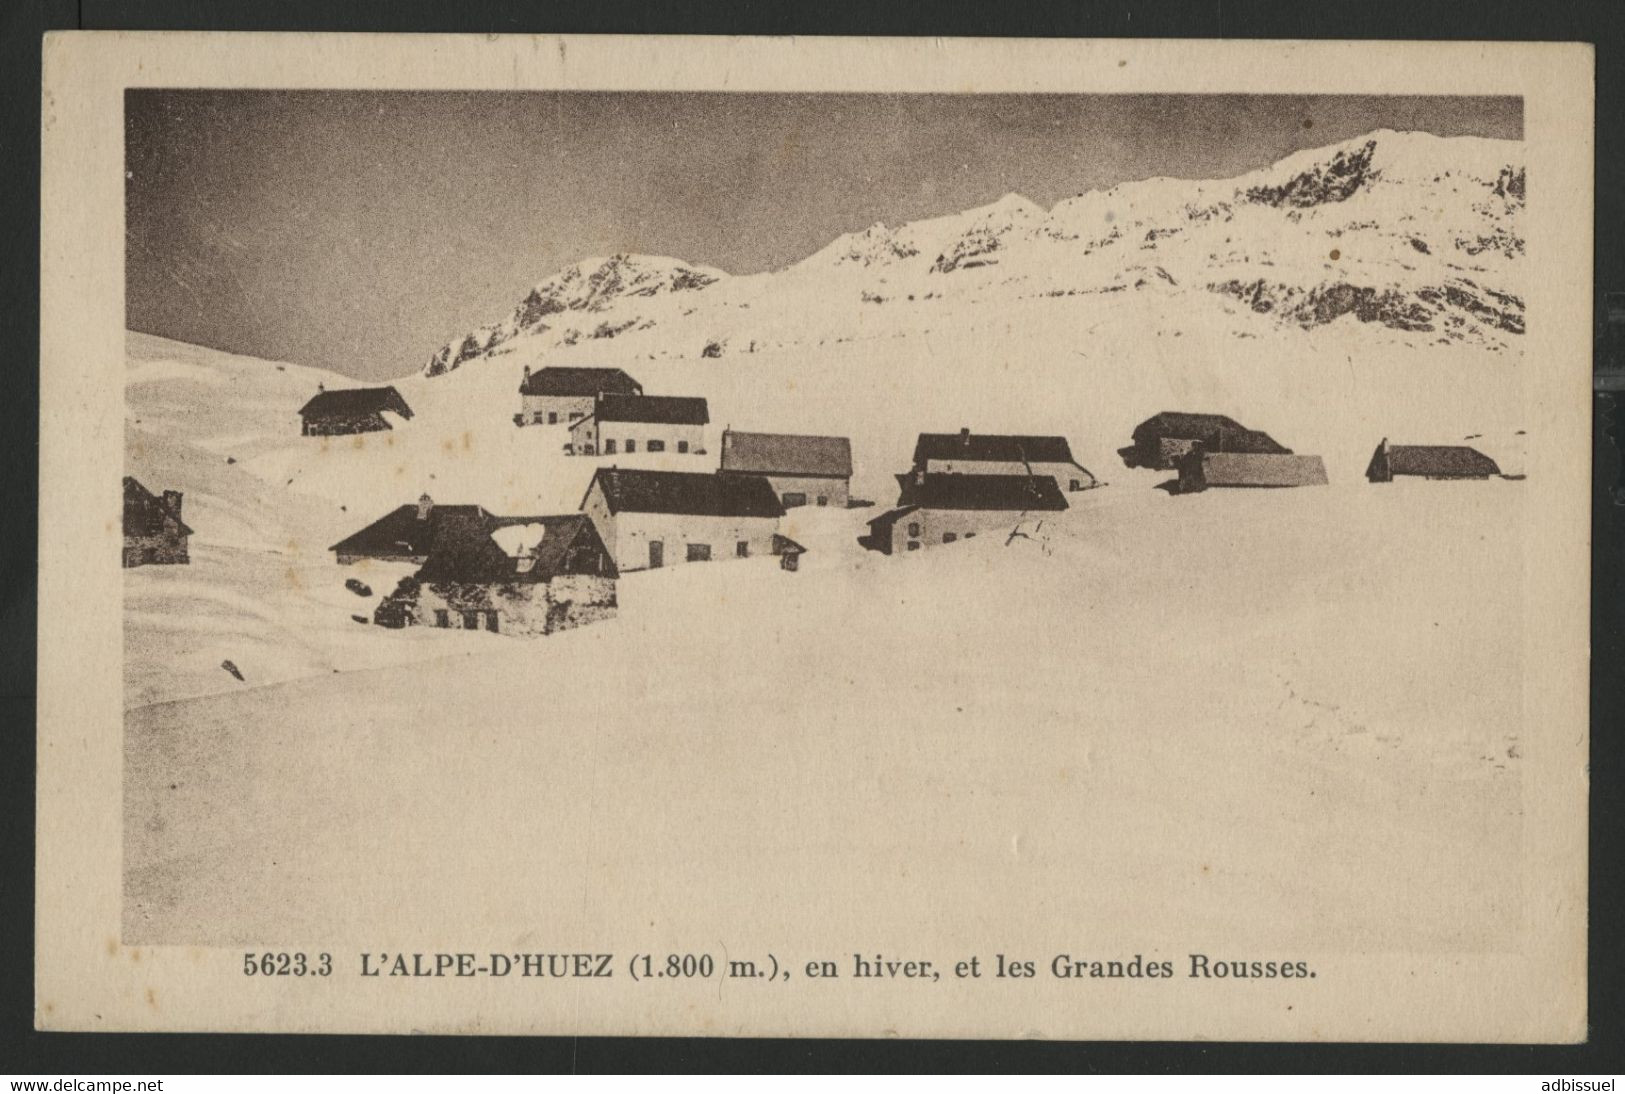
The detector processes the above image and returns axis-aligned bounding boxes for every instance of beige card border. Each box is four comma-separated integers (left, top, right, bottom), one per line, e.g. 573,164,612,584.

38,32,1592,1040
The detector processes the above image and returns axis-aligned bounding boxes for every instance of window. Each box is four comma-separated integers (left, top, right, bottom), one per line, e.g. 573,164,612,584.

736,541,750,558
548,412,558,424
625,439,636,454
582,444,595,456
1070,479,1083,491
434,609,450,628
676,441,688,453
943,533,957,543
816,495,828,507
485,611,500,633
687,543,712,562
906,541,920,551
783,492,807,508
907,522,921,537
604,440,616,455
648,440,666,453
965,532,976,539
462,611,479,629
569,411,583,421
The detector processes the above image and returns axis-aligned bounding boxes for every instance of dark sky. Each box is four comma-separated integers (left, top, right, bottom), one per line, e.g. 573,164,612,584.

126,92,1522,381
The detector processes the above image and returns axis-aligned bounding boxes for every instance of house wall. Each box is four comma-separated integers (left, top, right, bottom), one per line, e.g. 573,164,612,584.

390,576,617,637
122,531,189,567
759,473,849,508
923,459,1094,490
302,411,390,436
595,509,780,571
887,508,1025,553
520,394,596,426
570,418,705,456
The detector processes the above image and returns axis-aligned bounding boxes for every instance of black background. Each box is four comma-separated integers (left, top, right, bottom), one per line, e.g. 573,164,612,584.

2,0,1621,1075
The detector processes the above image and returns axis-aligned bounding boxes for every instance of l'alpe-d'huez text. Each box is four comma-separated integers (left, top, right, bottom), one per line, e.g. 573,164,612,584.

123,128,1528,709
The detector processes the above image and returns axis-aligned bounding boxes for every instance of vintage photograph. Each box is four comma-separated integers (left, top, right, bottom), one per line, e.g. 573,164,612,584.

35,33,1591,1041
122,87,1531,945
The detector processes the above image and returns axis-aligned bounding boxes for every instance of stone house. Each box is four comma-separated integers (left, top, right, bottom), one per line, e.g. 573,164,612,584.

122,476,192,567
566,394,709,457
863,473,1067,555
516,366,642,427
719,429,853,509
579,467,785,571
373,510,617,637
911,428,1099,492
298,385,414,436
1122,411,1290,470
1365,439,1502,482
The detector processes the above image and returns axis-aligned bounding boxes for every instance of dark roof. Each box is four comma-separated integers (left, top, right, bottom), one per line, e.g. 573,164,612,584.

1130,412,1289,455
592,393,709,426
298,386,413,420
913,431,1078,466
123,476,193,537
328,501,490,557
1382,444,1502,478
519,366,642,397
896,473,1069,512
415,511,617,584
721,430,853,478
1132,411,1246,439
1194,453,1328,487
587,468,785,518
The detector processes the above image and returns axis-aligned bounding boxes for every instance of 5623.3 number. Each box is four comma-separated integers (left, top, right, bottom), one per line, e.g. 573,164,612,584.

243,952,332,977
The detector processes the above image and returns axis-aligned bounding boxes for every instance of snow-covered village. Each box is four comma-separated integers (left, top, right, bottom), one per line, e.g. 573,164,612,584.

122,105,1531,953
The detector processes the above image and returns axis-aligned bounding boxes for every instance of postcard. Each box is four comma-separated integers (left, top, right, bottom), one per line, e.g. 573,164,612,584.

37,32,1592,1039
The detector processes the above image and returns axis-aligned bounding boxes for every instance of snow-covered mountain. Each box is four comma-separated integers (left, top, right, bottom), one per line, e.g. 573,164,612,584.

423,254,726,376
422,129,1524,378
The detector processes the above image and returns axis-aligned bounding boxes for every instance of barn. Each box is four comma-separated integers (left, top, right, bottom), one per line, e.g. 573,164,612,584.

579,467,785,571
298,385,414,436
912,429,1099,492
1176,452,1329,493
863,473,1068,555
1365,439,1503,482
516,365,642,427
566,394,709,456
373,510,617,637
122,476,192,567
720,429,854,508
1123,412,1290,470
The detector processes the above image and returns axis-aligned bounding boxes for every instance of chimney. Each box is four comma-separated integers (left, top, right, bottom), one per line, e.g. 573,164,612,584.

522,365,531,381
162,490,182,518
317,382,325,393
417,494,433,521
960,427,971,446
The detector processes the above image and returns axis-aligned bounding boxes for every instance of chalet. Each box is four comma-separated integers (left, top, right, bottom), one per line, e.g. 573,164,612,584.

863,473,1067,555
912,429,1098,492
580,467,785,571
566,394,708,457
1122,412,1290,470
720,429,854,508
328,494,489,565
373,510,617,637
122,476,192,567
516,365,642,426
1176,451,1328,493
298,385,413,436
1365,439,1502,482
